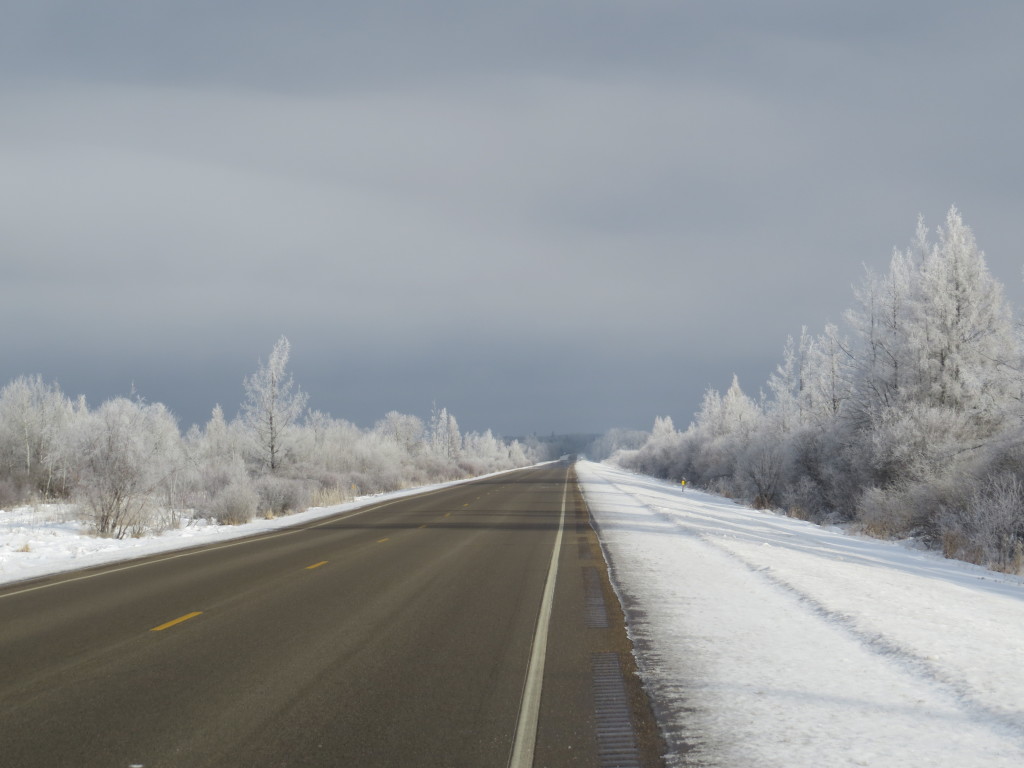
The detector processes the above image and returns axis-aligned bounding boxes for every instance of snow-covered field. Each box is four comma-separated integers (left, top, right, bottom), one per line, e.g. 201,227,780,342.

0,475,499,587
576,459,1024,768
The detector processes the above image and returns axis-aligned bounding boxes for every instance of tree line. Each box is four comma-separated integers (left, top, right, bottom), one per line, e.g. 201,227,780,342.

615,207,1024,573
0,336,536,537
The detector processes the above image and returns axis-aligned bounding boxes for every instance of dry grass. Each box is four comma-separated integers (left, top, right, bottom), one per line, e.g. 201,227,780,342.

311,487,348,507
787,505,810,521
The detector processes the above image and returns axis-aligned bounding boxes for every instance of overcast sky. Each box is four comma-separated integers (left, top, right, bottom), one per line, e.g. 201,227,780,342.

3,1,1024,436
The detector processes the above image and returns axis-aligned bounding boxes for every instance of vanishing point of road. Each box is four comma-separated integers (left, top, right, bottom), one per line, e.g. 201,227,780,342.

0,462,664,767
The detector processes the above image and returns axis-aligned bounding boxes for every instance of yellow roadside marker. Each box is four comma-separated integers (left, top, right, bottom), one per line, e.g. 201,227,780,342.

150,611,203,632
305,561,328,570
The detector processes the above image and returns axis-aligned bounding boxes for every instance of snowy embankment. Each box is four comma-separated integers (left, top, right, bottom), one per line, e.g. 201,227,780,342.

576,459,1024,768
0,470,524,587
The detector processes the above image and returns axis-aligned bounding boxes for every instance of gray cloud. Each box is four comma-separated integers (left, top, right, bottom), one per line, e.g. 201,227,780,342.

3,2,1024,435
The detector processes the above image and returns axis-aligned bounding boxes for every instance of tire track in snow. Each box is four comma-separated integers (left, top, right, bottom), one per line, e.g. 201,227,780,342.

605,478,1024,748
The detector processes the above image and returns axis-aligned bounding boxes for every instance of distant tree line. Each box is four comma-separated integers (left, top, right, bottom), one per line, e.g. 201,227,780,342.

0,336,536,538
614,207,1024,573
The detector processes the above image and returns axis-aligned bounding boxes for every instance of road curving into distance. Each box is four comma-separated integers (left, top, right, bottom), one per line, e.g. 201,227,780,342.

0,462,664,767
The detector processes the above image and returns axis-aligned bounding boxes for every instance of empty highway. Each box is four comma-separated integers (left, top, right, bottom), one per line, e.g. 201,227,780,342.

0,462,663,767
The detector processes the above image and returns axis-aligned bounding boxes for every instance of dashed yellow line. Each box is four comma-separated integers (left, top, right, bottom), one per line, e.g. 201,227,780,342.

305,561,328,570
377,537,390,543
151,611,203,632
444,512,451,518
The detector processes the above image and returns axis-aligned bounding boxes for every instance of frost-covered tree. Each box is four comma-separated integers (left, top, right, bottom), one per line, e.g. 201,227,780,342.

428,404,462,460
766,328,813,433
461,429,508,473
622,416,687,479
428,403,446,456
375,411,425,454
0,343,533,535
73,398,182,538
506,439,530,466
845,210,1018,491
586,428,649,461
201,404,239,463
720,375,762,438
907,207,1015,420
845,243,916,425
0,375,74,499
616,207,1024,571
685,376,764,489
803,323,853,427
845,209,1015,430
181,405,257,524
241,336,309,473
445,411,462,460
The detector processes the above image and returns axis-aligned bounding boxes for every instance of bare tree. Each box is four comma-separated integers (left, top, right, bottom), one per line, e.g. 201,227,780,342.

74,398,181,538
0,375,74,499
241,336,308,473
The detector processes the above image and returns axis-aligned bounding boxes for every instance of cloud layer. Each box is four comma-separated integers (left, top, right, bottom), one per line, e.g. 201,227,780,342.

3,2,1024,434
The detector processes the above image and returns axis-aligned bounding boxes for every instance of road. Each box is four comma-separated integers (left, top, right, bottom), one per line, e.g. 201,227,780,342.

0,462,664,767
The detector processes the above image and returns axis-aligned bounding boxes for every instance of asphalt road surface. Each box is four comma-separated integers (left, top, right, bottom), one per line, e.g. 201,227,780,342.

0,462,664,767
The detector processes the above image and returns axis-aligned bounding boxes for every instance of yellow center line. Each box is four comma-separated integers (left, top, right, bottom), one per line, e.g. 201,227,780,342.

151,611,203,632
418,524,428,529
305,561,328,570
444,512,451,518
377,537,390,543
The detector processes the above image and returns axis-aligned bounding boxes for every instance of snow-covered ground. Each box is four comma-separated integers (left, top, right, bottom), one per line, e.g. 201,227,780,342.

576,459,1024,768
0,473,511,587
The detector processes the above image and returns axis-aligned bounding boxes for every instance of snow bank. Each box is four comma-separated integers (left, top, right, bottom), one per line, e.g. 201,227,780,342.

577,460,1024,767
0,469,530,587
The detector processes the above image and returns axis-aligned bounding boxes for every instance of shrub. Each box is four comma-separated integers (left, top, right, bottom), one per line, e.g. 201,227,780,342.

937,473,1024,573
210,481,259,525
855,486,915,538
255,475,312,517
0,477,28,510
782,476,823,522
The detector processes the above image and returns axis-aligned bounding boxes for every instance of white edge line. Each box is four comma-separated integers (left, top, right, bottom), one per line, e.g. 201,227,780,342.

508,466,569,768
